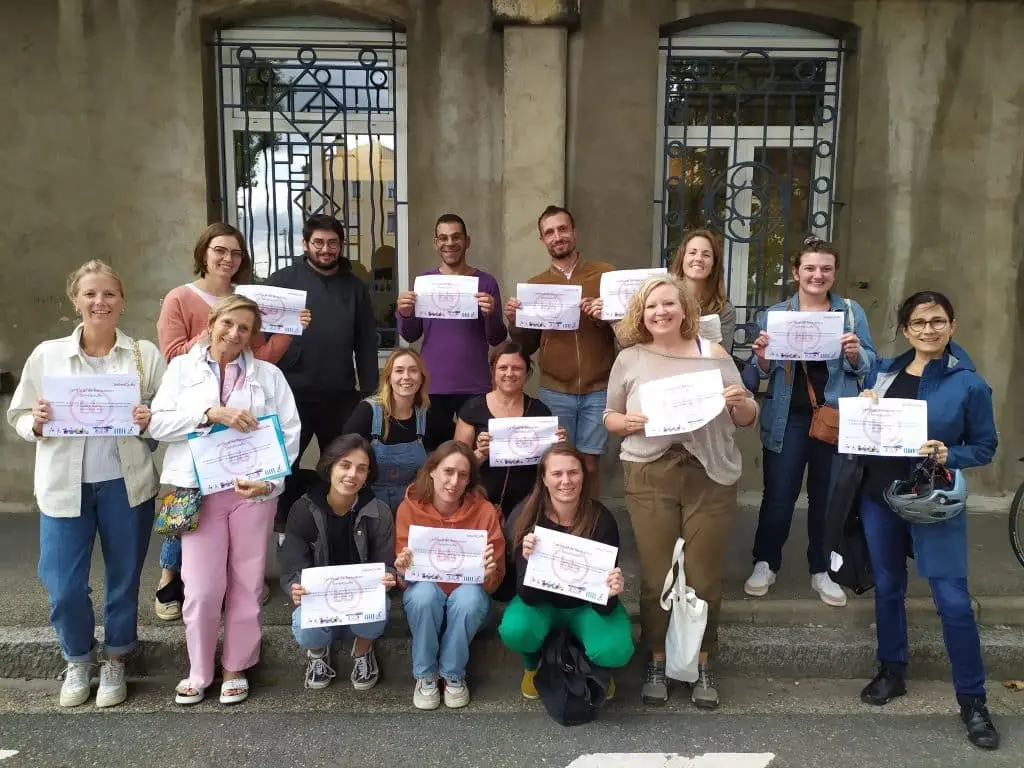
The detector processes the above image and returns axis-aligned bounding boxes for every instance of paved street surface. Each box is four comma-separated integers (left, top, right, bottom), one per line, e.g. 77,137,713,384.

0,677,1021,767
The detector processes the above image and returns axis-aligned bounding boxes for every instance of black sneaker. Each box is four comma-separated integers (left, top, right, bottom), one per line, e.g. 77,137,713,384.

690,661,719,710
304,650,336,690
349,642,380,691
860,665,907,706
641,659,668,705
960,699,1000,750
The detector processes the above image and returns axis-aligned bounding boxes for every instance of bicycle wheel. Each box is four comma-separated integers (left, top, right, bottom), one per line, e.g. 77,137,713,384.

1009,480,1024,569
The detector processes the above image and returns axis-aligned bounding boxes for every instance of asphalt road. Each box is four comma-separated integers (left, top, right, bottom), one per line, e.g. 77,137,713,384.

0,677,1021,767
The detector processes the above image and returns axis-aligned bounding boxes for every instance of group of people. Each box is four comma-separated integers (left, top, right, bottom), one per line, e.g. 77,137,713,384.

5,206,1000,750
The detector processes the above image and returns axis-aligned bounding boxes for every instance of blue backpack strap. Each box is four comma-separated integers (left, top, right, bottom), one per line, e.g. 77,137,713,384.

368,399,384,439
415,406,427,438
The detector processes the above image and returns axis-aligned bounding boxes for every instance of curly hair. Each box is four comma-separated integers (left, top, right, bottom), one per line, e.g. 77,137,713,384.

615,274,700,347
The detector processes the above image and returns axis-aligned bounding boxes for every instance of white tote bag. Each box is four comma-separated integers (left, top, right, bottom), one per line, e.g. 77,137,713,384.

658,537,708,683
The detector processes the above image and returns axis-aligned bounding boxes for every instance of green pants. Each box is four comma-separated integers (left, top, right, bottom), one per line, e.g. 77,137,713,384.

498,596,635,669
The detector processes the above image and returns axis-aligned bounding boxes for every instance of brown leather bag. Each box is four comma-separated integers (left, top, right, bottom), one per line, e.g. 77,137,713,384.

803,362,839,445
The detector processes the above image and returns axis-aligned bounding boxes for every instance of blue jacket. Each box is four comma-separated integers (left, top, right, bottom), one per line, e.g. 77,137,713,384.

753,293,876,453
863,341,997,578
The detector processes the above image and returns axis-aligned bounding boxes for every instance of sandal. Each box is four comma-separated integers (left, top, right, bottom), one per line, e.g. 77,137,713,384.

174,679,205,706
220,677,249,705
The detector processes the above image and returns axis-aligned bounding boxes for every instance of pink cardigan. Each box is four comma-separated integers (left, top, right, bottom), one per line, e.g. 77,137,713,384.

156,284,291,363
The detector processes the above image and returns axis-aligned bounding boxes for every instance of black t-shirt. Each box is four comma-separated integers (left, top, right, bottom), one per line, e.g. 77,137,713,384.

457,394,552,516
789,361,829,415
861,369,922,502
342,399,451,450
323,506,361,566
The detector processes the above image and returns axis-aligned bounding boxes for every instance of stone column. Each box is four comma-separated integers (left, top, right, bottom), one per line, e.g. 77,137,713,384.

493,1,579,289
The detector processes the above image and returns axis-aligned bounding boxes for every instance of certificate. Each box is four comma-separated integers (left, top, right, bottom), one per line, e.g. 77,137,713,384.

299,563,387,628
405,525,488,585
414,274,479,320
638,369,725,437
516,283,582,331
838,397,929,457
765,311,844,361
699,314,722,343
42,374,140,437
599,268,667,321
187,414,291,495
235,285,307,336
487,416,559,467
523,528,618,606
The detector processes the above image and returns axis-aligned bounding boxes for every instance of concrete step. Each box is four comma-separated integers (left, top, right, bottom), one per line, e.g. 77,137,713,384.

3,621,1023,683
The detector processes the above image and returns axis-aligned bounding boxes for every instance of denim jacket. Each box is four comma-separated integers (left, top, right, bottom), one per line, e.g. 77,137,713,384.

862,342,997,578
754,293,876,453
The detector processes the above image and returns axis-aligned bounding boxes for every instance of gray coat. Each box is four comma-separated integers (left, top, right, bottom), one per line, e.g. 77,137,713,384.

279,484,396,596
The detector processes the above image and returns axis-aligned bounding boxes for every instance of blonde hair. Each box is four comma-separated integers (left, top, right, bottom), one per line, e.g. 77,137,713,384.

207,294,263,337
373,349,430,440
66,260,125,301
616,274,700,347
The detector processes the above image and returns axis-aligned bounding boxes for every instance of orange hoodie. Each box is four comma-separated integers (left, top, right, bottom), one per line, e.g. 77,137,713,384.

395,489,506,595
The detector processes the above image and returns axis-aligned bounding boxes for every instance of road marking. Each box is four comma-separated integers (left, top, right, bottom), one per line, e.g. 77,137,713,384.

567,754,775,768
0,751,19,761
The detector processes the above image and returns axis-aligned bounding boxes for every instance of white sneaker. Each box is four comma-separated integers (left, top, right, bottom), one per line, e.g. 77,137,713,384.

744,561,777,597
60,662,93,707
413,676,441,710
443,677,470,709
95,659,128,708
812,572,848,607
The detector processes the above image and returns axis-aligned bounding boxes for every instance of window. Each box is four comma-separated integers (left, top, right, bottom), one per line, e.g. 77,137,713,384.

654,23,844,346
214,18,408,349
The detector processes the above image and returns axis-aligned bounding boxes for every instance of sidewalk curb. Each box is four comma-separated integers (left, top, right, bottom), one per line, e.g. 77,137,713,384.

4,623,1022,683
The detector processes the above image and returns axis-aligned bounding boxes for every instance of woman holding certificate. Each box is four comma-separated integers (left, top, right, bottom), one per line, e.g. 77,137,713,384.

744,236,875,608
498,444,632,699
668,229,736,353
7,260,165,709
342,348,451,512
153,223,309,622
394,441,505,710
149,294,301,706
604,274,757,708
855,291,999,750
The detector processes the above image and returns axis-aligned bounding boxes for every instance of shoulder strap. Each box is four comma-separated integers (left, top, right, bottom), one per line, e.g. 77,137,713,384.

132,340,146,400
843,298,854,333
368,399,384,439
415,406,427,437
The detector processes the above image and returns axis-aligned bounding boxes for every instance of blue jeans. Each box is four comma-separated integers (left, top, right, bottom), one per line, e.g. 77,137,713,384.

751,413,836,573
291,600,389,649
537,387,608,455
860,495,986,699
38,479,155,661
402,581,490,681
159,536,181,572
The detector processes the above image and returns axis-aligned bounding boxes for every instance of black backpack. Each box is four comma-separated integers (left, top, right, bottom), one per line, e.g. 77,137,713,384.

533,628,611,726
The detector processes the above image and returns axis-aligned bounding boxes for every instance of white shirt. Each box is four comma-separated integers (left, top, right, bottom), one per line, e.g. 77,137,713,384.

149,342,301,494
6,326,167,517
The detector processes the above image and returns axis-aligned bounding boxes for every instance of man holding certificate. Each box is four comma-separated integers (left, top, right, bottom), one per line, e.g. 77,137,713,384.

503,206,617,499
603,274,757,709
150,295,301,707
498,445,633,700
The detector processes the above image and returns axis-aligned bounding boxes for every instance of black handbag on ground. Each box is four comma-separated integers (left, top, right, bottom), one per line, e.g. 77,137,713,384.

534,628,611,727
822,453,875,594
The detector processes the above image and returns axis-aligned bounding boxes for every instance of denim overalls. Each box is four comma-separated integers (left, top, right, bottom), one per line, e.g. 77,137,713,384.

368,401,428,512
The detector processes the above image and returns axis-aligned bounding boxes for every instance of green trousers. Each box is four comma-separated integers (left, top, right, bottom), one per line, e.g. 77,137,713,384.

498,595,635,669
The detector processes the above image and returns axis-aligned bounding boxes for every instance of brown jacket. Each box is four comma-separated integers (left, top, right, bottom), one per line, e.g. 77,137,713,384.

510,258,618,394
395,489,506,595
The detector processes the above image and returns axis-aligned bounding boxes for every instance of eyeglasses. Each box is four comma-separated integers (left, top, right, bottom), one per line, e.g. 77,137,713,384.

209,245,243,260
310,238,341,250
907,318,949,332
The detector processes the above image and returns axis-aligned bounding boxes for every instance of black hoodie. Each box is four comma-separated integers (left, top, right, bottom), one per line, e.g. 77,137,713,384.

265,255,379,399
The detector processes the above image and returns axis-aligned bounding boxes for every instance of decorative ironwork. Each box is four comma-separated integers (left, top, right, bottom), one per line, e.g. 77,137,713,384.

657,37,844,348
214,23,406,348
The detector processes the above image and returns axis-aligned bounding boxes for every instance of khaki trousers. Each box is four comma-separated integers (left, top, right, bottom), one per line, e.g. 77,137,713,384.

623,446,737,655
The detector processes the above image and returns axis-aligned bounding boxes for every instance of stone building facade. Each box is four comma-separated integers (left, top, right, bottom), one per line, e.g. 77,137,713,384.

2,0,1022,502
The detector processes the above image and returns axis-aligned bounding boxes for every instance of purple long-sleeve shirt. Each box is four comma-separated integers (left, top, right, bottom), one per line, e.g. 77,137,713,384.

396,267,508,395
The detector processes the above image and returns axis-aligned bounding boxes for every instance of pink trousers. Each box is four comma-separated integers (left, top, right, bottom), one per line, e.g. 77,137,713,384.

181,490,275,689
